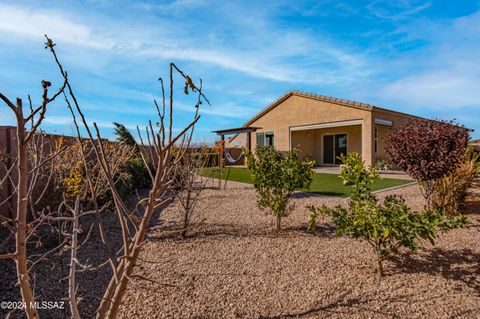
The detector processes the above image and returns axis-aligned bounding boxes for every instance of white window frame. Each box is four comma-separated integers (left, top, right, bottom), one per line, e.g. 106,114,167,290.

256,131,274,147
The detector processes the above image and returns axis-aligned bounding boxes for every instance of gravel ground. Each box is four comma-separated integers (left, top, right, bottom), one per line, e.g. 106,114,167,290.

0,211,124,319
116,181,480,319
1,180,478,318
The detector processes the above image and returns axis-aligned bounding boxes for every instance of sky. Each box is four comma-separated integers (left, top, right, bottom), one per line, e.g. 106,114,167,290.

0,0,480,142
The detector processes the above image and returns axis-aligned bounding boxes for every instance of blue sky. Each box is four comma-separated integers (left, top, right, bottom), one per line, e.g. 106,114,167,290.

1,0,480,142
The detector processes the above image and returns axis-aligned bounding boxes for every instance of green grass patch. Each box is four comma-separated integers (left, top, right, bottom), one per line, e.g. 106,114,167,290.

202,167,413,197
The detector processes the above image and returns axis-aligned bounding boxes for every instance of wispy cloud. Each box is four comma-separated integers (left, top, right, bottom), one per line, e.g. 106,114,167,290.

368,10,480,108
42,115,138,130
0,4,114,49
0,2,369,85
367,0,432,20
0,0,479,140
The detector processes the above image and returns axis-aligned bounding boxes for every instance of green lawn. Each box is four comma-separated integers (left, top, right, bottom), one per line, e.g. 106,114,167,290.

202,167,413,197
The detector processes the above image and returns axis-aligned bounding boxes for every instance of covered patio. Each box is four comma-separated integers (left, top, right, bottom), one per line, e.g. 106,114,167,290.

289,119,393,167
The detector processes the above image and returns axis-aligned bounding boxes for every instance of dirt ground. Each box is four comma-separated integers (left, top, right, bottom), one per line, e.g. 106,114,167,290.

115,181,480,319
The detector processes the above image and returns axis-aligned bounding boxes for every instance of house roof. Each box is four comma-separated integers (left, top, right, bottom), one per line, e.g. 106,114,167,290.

212,127,261,135
237,90,473,133
243,90,377,127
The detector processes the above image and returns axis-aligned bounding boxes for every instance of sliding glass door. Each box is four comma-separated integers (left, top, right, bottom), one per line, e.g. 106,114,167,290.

323,134,347,165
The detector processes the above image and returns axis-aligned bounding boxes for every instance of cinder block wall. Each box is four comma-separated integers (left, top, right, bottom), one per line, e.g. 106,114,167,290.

0,126,17,218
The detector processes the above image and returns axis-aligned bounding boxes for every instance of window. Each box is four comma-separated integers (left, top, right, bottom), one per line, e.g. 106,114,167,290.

256,131,274,147
265,132,274,146
256,132,264,147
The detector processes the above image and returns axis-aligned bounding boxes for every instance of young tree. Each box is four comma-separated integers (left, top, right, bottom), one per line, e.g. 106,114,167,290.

385,119,469,208
173,148,209,237
310,152,467,278
246,146,314,231
113,122,137,146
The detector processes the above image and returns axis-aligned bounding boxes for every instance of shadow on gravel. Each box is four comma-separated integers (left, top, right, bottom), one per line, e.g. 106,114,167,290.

148,222,337,242
390,248,480,295
255,294,400,319
292,191,346,198
305,223,337,237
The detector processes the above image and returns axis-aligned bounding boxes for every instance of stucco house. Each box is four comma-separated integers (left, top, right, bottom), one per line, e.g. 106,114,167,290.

217,91,421,167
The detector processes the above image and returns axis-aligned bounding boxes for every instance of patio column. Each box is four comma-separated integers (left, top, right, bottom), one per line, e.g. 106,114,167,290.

362,114,374,167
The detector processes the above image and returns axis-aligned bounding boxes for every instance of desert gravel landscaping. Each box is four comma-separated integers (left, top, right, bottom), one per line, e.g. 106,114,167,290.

1,181,478,319
116,181,480,319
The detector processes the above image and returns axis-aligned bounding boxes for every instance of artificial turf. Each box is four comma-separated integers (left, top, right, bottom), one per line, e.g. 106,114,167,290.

202,167,413,197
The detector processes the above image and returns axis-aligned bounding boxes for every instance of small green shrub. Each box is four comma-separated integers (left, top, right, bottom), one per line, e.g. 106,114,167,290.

374,157,392,171
246,146,314,231
339,152,378,201
124,157,152,189
307,207,319,233
309,152,467,278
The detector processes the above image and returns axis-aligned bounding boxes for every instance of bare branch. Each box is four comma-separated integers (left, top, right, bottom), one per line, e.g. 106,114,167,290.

0,92,18,113
0,253,17,260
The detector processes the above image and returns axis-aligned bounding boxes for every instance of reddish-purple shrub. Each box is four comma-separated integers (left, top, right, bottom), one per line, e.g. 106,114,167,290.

385,119,469,207
386,119,469,181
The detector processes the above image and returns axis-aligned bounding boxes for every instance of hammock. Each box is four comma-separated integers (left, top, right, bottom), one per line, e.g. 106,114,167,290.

224,150,245,164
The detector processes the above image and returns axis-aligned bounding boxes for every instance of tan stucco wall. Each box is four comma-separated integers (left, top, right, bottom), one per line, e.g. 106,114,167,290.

250,94,370,145
375,125,391,161
372,108,419,164
372,108,417,129
291,125,362,165
248,94,419,166
225,133,247,148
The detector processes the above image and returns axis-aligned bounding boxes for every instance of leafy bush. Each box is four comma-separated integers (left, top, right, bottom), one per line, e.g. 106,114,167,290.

339,152,378,201
307,208,319,233
432,147,480,214
113,122,152,194
385,119,469,208
309,152,467,278
52,139,85,200
122,157,151,190
246,146,314,231
374,157,392,171
52,138,136,205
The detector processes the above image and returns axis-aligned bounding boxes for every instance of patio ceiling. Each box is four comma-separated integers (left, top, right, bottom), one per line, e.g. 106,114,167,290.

212,127,261,136
290,119,362,132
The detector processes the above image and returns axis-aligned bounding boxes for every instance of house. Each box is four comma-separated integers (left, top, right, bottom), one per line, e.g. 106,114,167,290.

215,91,422,167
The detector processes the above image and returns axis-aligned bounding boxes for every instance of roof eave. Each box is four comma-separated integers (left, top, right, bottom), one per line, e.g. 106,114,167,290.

243,91,374,127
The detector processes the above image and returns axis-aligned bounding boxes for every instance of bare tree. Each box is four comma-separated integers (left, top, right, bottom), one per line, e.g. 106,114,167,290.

1,34,210,319
173,148,209,237
44,36,210,318
0,74,66,318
